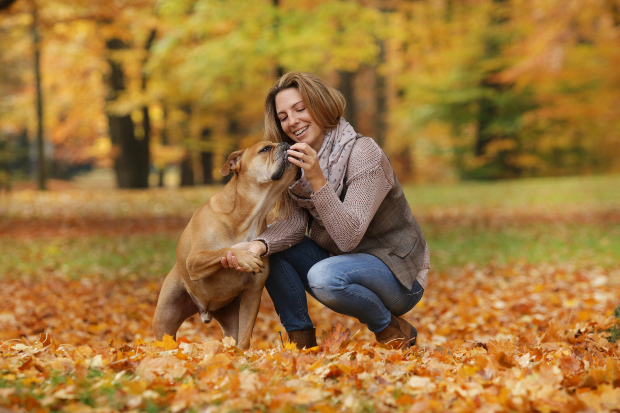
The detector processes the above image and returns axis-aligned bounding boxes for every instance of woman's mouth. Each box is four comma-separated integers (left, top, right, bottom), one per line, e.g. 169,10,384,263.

293,125,309,138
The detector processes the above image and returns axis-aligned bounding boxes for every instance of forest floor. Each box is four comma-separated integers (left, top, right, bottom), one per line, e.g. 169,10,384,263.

0,174,619,412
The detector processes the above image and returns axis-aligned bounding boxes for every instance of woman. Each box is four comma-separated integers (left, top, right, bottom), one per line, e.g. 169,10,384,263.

223,72,430,349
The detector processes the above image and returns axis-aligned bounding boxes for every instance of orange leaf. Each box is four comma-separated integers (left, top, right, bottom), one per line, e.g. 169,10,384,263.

152,334,178,351
320,323,351,354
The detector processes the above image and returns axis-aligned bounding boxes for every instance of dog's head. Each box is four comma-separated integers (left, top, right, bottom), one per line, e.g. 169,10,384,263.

220,141,300,185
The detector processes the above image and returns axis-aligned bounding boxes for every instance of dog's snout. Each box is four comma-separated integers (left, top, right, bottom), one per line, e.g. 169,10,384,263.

269,141,299,181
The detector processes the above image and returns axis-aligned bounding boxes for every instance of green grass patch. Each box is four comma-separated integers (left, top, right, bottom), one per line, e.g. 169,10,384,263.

0,221,617,278
0,235,179,280
404,174,620,208
426,222,620,271
1,174,618,278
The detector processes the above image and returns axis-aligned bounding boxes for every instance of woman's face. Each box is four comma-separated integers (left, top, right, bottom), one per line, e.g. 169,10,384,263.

275,88,325,152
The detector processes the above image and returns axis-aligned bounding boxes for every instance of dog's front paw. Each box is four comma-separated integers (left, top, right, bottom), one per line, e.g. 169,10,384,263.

229,249,264,274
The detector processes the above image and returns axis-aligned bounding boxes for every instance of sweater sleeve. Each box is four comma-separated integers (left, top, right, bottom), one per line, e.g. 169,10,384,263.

311,137,394,253
253,201,308,256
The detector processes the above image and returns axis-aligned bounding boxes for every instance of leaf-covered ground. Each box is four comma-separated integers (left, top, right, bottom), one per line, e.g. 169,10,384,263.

1,179,619,412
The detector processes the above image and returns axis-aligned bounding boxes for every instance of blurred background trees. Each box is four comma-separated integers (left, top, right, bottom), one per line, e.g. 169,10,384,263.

1,0,619,189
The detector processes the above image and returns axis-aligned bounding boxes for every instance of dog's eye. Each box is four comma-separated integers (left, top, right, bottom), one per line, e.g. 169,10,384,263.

259,146,271,153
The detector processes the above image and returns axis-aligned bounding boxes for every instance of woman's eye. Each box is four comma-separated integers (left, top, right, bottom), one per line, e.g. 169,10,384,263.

260,146,271,153
297,108,305,112
279,116,287,122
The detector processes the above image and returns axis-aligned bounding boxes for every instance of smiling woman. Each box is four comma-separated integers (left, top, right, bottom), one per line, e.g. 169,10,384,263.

223,72,430,350
275,89,323,150
264,72,345,150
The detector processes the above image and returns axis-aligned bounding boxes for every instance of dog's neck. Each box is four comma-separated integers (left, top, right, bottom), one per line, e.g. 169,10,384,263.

214,173,284,240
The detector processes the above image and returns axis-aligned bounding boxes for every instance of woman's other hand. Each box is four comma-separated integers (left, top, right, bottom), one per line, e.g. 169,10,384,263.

287,142,327,192
221,241,267,272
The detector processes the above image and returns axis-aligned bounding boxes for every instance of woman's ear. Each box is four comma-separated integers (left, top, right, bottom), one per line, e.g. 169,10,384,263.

219,149,244,176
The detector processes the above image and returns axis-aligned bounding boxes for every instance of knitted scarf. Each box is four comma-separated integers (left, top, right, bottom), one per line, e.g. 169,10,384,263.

289,117,358,223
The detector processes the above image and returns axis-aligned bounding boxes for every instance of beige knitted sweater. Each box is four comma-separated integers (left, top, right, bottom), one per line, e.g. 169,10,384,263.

255,137,431,289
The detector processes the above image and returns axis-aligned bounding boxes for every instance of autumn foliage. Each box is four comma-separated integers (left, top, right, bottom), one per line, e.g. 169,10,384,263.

1,0,620,184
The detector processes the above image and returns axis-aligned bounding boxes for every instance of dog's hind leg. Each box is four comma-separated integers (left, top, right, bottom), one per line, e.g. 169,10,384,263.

212,294,241,345
153,264,198,340
236,287,264,350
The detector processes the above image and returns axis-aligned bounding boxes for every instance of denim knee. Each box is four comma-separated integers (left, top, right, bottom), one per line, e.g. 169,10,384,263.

307,260,346,299
270,250,284,263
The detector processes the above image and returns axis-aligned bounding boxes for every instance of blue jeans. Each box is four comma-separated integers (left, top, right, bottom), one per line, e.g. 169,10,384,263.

265,236,424,333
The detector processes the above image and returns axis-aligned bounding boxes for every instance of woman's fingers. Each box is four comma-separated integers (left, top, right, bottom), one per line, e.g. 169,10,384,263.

287,152,308,167
290,142,313,152
287,149,306,158
221,251,238,270
228,251,241,271
287,155,306,168
221,249,263,273
288,143,324,185
288,149,317,168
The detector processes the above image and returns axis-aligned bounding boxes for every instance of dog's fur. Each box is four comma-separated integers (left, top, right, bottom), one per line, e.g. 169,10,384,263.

153,141,299,349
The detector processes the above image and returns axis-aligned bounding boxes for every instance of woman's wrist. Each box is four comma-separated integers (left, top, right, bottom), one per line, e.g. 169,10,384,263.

253,240,268,256
309,176,327,193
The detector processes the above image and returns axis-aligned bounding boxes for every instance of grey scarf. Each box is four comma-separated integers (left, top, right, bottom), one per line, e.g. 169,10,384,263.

289,117,359,224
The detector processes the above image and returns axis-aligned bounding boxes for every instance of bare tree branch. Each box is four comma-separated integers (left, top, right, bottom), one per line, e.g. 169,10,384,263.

0,0,18,12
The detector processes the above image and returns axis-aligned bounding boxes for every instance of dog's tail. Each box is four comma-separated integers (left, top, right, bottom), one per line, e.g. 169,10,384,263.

199,309,213,324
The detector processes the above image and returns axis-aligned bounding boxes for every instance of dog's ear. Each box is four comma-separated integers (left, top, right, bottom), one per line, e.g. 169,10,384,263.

219,149,244,176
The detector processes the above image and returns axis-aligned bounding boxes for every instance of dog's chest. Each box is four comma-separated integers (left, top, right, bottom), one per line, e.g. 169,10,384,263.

188,261,270,311
242,219,266,243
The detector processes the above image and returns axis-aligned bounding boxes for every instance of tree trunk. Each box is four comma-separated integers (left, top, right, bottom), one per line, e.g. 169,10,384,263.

474,79,500,157
201,128,213,185
137,30,156,188
472,0,521,179
0,0,17,11
180,157,194,186
179,105,194,187
32,4,46,190
374,42,387,147
157,167,165,187
201,151,213,185
105,38,149,188
107,114,149,188
0,135,11,192
158,105,168,188
273,0,284,77
338,71,357,127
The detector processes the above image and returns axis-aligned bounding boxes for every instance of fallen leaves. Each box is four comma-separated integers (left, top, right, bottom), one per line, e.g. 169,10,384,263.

0,263,618,412
1,187,619,411
320,323,351,354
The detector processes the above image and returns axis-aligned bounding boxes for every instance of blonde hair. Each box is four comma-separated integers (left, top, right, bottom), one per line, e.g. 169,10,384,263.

264,72,346,144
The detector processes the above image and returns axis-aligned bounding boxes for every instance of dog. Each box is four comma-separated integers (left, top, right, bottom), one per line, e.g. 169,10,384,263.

153,141,299,349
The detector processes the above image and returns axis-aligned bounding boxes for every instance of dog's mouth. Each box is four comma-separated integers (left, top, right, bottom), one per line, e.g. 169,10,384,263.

270,142,297,181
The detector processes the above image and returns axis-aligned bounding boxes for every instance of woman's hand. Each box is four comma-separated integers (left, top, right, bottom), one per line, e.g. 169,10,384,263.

221,241,267,272
287,143,327,192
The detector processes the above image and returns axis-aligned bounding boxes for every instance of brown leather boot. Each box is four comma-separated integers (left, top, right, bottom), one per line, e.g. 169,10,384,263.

286,328,318,349
374,314,417,349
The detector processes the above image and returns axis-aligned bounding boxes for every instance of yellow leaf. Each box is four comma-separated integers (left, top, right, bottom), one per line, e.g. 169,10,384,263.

152,334,178,351
21,377,42,385
222,336,236,349
163,334,178,351
123,381,147,395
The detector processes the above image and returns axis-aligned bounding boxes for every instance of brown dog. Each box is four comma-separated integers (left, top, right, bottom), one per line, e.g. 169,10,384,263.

153,141,299,349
